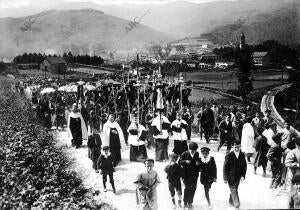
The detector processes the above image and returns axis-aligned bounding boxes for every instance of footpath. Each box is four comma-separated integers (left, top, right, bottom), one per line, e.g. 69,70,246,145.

54,131,289,210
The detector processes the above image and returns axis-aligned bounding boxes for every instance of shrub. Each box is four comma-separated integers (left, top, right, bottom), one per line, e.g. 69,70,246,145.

0,77,114,209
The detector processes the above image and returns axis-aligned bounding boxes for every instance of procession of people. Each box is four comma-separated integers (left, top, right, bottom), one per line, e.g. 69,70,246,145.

15,72,300,210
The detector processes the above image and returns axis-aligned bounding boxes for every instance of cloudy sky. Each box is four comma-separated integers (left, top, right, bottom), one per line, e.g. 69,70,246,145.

0,0,232,8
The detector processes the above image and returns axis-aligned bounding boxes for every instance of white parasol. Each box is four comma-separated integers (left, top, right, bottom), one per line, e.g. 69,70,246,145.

40,87,56,95
58,86,68,92
84,84,96,91
66,85,78,92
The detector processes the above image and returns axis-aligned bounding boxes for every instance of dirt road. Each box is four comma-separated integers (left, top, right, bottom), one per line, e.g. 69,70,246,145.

55,131,289,210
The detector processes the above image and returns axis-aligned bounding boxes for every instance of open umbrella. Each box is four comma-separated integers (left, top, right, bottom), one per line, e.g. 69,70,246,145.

40,87,56,95
104,79,121,85
7,74,15,79
58,86,68,92
66,85,78,92
84,84,96,91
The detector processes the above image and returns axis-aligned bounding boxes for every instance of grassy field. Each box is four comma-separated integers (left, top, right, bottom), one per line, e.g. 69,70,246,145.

184,69,289,91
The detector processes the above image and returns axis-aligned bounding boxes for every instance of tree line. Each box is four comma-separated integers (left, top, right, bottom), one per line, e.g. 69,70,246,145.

13,52,104,66
213,40,300,69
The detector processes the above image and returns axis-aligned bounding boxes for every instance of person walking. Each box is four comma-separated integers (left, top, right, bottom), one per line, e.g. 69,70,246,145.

253,127,270,176
179,142,200,209
223,140,247,209
201,104,215,143
241,117,255,163
198,147,217,209
171,112,188,156
102,114,125,166
164,153,183,209
96,146,116,194
218,114,233,153
134,159,161,210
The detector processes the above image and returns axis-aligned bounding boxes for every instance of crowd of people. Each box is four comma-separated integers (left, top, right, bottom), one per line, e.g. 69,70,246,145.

15,75,300,210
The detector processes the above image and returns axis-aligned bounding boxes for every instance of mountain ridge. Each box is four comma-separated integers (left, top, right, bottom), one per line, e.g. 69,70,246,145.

0,9,172,59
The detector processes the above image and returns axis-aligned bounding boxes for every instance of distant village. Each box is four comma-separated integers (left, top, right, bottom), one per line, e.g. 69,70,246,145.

0,32,297,76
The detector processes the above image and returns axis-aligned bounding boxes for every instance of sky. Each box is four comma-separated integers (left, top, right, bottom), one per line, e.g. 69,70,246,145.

0,0,232,8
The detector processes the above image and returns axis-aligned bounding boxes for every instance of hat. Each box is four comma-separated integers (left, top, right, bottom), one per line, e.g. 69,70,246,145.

189,142,198,151
292,174,300,184
294,137,300,146
103,146,110,151
201,147,210,153
169,153,178,159
272,133,282,143
144,158,154,164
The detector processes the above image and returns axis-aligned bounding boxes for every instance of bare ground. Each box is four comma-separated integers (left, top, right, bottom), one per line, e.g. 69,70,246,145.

54,130,289,210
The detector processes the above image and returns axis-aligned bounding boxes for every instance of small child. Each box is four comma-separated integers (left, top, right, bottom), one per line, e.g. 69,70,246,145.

164,153,183,209
199,147,217,209
134,159,161,210
96,146,116,193
289,174,300,209
266,133,283,189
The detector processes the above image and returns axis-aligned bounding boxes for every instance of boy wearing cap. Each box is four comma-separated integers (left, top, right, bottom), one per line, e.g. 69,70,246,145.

164,153,183,209
96,146,116,193
266,133,283,189
223,140,247,209
134,159,161,210
288,174,300,209
199,147,217,208
179,142,200,209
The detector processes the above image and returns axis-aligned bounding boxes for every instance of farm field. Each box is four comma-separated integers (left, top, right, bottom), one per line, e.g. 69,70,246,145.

185,70,289,91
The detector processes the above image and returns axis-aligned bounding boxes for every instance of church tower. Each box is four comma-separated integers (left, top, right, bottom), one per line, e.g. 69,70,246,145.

240,31,246,50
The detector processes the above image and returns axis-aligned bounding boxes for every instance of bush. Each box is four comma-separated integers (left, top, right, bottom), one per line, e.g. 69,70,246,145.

0,77,114,209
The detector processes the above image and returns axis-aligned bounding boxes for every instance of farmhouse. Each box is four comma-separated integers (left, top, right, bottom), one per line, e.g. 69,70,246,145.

253,52,270,67
40,57,67,74
200,53,221,64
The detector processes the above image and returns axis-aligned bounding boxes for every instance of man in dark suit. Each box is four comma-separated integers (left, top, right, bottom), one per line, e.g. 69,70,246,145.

223,140,247,209
200,103,215,143
218,114,233,153
179,142,200,209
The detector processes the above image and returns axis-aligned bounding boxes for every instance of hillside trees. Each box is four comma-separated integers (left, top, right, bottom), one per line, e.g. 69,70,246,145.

235,45,253,101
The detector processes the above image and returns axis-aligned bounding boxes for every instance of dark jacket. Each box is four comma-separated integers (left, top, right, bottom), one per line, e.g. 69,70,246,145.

219,120,233,141
201,108,214,127
164,162,182,184
199,156,217,186
97,154,114,173
253,135,270,167
88,133,102,169
266,145,283,168
223,151,247,185
179,151,199,179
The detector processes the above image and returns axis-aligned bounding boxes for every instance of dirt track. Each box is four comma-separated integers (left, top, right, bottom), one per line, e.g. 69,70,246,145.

55,131,289,210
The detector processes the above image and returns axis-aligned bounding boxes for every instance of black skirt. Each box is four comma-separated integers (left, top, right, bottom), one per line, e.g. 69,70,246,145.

173,140,188,156
130,145,148,162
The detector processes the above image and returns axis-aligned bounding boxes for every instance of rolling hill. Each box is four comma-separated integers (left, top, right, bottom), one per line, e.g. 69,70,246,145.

0,9,172,59
209,5,300,46
0,0,297,39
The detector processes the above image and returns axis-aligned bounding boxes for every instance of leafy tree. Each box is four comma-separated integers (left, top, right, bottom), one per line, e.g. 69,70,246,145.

0,61,6,73
235,45,253,101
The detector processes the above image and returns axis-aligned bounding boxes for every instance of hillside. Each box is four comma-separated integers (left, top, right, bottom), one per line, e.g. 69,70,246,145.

0,9,172,59
209,5,300,45
0,0,297,39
